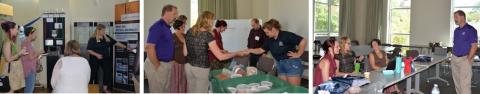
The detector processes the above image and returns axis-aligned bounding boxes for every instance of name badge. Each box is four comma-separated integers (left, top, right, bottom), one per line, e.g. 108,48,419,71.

255,36,260,41
279,41,284,47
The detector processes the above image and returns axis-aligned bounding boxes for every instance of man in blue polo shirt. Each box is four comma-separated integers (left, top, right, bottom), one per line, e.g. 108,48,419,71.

452,10,477,94
145,4,178,93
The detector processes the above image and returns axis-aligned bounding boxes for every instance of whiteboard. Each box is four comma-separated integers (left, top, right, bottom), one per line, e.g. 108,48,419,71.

221,19,258,52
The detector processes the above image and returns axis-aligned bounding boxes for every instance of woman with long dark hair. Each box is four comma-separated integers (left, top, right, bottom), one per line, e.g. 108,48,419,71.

1,21,28,92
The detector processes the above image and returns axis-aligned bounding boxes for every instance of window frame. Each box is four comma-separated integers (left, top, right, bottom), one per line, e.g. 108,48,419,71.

387,0,411,46
313,0,339,39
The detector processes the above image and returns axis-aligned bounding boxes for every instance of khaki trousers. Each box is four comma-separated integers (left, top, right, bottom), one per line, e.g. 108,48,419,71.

145,59,172,93
185,63,210,93
451,55,472,94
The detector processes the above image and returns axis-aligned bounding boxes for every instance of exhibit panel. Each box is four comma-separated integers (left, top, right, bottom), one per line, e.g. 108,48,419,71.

113,1,139,93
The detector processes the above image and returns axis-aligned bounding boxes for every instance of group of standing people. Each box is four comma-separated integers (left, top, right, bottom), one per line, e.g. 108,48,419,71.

0,19,132,93
146,4,306,93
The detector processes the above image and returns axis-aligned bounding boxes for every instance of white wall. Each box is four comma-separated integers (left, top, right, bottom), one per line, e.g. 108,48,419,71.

143,0,190,42
267,0,309,50
410,0,452,46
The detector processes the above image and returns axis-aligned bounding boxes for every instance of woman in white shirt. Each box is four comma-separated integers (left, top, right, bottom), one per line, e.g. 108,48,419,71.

51,40,91,93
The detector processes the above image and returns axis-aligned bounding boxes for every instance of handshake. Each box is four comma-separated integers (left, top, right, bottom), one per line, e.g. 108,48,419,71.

232,49,254,57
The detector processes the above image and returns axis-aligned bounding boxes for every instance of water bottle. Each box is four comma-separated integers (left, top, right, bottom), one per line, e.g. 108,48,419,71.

431,84,440,94
395,56,402,73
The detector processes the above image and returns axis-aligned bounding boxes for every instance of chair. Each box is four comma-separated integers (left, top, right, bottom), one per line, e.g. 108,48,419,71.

434,47,449,75
406,50,419,58
433,47,448,56
233,55,250,66
300,51,309,62
362,54,372,72
472,66,480,87
426,47,450,86
256,56,276,75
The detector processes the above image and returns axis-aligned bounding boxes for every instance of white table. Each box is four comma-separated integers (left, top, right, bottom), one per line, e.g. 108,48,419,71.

360,55,448,94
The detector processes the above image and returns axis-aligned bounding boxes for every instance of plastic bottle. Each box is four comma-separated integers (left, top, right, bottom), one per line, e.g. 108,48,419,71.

395,56,402,73
431,84,440,94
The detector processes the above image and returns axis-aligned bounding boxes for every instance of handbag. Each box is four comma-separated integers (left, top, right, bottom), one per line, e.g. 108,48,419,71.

0,63,11,92
36,63,43,73
0,41,11,92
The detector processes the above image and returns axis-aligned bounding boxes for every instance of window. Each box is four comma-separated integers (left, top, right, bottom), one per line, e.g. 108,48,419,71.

388,0,411,46
191,0,199,27
314,0,339,38
452,0,480,42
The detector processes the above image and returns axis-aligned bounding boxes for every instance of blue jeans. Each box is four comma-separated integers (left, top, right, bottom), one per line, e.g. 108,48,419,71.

276,58,304,77
25,72,36,93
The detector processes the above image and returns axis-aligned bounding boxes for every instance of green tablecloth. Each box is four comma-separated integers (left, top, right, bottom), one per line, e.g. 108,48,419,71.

209,69,308,93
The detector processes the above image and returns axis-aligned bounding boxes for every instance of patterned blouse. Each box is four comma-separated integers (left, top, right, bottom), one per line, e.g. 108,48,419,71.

185,29,214,68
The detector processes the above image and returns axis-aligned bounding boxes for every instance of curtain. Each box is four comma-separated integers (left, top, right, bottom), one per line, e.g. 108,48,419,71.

339,0,355,39
364,0,387,44
199,0,237,19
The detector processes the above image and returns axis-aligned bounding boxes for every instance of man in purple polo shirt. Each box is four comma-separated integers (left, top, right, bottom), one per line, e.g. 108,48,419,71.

145,4,178,93
452,10,477,94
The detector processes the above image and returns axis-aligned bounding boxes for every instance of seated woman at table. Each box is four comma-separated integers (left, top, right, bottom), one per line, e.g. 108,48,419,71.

368,39,388,70
337,37,364,74
368,39,401,93
314,37,340,86
314,38,361,93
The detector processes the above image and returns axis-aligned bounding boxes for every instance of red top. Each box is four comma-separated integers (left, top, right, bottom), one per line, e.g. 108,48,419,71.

314,54,337,86
208,30,224,62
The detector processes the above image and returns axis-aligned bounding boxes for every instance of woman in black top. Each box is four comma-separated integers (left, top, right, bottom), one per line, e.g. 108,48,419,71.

87,24,131,93
247,19,307,86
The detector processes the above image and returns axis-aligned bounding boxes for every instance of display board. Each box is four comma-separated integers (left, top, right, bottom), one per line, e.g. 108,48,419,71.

42,12,66,91
113,1,139,92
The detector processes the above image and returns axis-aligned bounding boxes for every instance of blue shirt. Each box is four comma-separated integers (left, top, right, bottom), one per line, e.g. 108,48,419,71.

147,19,174,62
262,31,303,61
453,23,478,57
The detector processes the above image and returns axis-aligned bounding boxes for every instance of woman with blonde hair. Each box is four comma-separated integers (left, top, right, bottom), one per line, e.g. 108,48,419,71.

337,37,364,74
51,40,90,93
184,11,247,93
87,24,132,93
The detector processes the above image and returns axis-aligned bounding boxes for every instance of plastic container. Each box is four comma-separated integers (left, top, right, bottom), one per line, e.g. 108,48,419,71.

236,84,249,93
227,87,237,93
214,74,291,93
383,70,394,75
261,81,273,87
